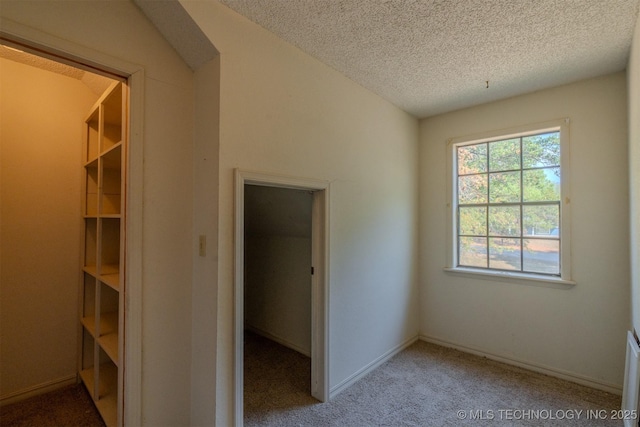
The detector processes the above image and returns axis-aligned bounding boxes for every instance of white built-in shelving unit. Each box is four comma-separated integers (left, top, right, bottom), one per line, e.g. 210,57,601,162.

80,81,126,427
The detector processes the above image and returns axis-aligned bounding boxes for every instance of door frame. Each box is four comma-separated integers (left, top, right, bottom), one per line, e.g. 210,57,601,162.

0,21,144,427
234,169,330,425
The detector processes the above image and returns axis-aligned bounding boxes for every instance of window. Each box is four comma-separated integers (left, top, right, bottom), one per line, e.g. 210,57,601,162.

446,120,573,284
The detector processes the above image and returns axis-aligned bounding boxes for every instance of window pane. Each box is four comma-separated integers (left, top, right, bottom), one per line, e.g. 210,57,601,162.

489,238,521,271
489,171,520,203
523,132,560,168
523,167,560,202
459,207,486,236
523,239,559,275
458,174,487,204
459,237,487,267
489,138,520,172
458,144,487,175
523,205,559,236
489,206,520,237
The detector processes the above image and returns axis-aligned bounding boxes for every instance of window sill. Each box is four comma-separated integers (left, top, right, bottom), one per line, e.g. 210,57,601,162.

443,267,576,289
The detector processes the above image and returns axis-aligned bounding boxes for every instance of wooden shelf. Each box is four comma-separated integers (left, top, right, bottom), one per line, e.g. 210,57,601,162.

99,312,118,336
96,362,118,427
84,218,97,267
97,279,119,365
80,80,124,427
102,85,122,155
100,214,121,219
101,142,122,162
81,316,96,336
85,164,98,216
101,194,121,215
83,265,120,287
83,265,98,279
101,220,120,268
99,332,119,365
79,367,95,395
80,364,118,427
84,157,98,169
85,110,99,163
101,147,122,215
95,387,118,427
82,313,118,366
101,264,119,275
101,273,119,291
81,311,117,339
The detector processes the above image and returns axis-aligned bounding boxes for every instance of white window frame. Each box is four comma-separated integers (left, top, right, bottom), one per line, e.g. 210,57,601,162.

444,118,575,287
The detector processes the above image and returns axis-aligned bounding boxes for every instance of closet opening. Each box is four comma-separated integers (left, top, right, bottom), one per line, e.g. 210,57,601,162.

243,184,313,422
0,38,130,427
234,170,330,426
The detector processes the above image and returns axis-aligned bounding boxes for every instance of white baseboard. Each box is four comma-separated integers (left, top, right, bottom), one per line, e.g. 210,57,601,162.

245,325,311,357
330,335,419,399
0,374,77,407
420,334,622,395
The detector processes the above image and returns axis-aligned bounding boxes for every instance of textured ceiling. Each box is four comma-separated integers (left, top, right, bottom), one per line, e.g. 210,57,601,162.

0,45,115,95
0,44,84,79
218,0,640,118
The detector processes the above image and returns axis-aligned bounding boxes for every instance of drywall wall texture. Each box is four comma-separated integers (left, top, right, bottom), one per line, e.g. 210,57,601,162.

244,185,313,355
0,58,98,400
1,2,195,424
179,1,420,424
629,9,640,340
419,72,630,391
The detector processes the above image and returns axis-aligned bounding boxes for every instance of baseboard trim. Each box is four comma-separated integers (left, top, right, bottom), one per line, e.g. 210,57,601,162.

245,325,311,357
330,335,419,399
0,374,77,407
419,334,622,395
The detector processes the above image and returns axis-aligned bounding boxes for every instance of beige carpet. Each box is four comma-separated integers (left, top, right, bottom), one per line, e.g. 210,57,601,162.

0,383,105,427
2,336,624,426
244,331,624,426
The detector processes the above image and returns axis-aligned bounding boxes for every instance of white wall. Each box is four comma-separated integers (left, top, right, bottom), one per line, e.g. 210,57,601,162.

180,1,420,424
0,2,195,424
419,72,630,391
191,56,220,426
245,185,313,355
0,58,100,400
629,9,640,338
245,236,312,354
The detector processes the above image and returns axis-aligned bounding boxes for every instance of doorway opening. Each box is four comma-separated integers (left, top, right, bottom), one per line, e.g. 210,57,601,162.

244,184,312,421
234,170,329,426
0,31,142,426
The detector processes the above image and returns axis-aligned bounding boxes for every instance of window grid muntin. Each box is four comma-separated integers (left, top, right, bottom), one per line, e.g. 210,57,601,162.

456,131,561,276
